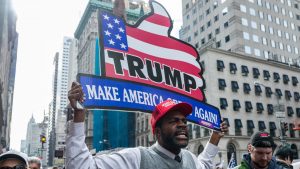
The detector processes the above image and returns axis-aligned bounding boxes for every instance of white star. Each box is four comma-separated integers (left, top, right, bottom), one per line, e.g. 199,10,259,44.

120,43,127,49
108,39,115,45
107,23,113,29
118,27,125,33
114,18,120,24
104,30,111,36
103,14,109,20
115,34,121,40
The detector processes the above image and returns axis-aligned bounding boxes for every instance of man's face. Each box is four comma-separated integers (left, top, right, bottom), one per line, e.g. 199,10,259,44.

157,111,189,152
29,162,40,169
249,146,273,169
0,159,27,169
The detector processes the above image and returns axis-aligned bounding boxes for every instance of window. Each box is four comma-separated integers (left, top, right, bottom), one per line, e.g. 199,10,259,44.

253,35,259,42
225,35,230,43
241,65,249,76
207,20,211,27
257,103,264,113
220,98,228,109
206,8,211,15
230,63,237,74
265,87,272,97
297,108,300,117
216,41,221,48
259,11,264,19
290,123,295,138
240,4,246,13
250,8,256,16
218,79,226,90
269,27,274,34
247,120,255,136
200,26,205,32
283,74,289,84
242,18,248,26
235,119,243,136
243,32,250,40
285,90,292,100
287,107,294,117
208,33,212,40
273,72,280,82
258,121,266,131
267,104,273,114
261,24,266,32
269,122,276,137
255,85,262,95
217,60,225,71
253,68,260,78
243,83,251,94
201,38,205,44
254,49,260,56
245,46,251,54
224,21,229,28
245,101,253,112
263,70,270,80
231,81,239,92
266,2,270,9
251,21,257,29
262,37,267,45
275,89,283,97
215,27,220,34
294,92,300,102
214,15,219,22
233,100,241,111
278,30,282,37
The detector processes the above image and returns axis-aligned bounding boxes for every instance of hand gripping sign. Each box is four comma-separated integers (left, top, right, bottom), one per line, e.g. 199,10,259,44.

78,1,222,131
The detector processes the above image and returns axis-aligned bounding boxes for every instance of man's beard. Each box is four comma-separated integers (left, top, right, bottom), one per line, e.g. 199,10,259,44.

161,130,189,149
252,160,270,169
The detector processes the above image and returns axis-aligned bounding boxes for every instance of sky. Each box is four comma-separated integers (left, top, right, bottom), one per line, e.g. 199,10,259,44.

10,0,183,150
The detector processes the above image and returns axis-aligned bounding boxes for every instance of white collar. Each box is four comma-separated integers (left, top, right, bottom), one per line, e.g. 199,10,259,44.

154,142,182,159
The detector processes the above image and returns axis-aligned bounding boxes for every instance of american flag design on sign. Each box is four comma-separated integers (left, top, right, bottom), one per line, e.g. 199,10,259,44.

99,1,205,101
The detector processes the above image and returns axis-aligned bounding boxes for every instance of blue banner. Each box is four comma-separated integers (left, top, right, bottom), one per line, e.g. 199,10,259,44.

78,74,221,131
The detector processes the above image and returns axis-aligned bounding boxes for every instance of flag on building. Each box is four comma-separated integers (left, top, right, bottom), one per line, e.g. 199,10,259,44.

228,152,237,168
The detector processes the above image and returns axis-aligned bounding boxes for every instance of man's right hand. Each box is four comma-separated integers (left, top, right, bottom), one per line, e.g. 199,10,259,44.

68,82,85,122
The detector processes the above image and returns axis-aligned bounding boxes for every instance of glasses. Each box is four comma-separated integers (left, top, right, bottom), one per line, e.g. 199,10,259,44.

0,165,27,169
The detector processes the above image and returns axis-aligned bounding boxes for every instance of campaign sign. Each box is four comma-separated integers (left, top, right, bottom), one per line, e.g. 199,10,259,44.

79,75,221,131
81,1,222,130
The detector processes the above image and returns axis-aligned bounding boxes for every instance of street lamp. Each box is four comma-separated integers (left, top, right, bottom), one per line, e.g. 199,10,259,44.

253,81,286,144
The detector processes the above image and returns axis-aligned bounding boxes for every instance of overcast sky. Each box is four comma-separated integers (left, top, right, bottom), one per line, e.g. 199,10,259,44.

10,0,183,150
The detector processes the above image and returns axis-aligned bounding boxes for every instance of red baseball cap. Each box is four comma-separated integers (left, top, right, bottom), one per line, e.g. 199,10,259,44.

151,100,192,134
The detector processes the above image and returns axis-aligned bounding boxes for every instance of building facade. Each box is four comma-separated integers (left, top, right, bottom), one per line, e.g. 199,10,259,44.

0,0,18,152
187,48,300,165
181,0,300,65
25,115,48,167
178,0,300,165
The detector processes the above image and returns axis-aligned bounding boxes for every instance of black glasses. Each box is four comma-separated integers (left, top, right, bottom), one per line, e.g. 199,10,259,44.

0,165,27,169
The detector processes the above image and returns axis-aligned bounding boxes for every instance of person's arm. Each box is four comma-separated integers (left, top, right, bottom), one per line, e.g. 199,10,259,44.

209,120,228,145
66,82,141,169
194,120,229,169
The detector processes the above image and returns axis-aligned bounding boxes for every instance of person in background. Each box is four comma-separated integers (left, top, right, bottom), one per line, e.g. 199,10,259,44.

28,156,42,169
234,131,277,169
275,144,294,169
66,82,229,169
0,150,28,169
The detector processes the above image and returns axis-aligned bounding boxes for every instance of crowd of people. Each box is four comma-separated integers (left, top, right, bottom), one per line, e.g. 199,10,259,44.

0,81,298,169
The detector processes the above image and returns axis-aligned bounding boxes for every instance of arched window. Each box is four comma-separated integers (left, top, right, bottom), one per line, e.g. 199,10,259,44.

227,143,237,164
198,144,204,155
291,144,299,159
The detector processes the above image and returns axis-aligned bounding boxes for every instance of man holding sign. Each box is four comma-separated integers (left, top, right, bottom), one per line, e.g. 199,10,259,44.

66,82,228,169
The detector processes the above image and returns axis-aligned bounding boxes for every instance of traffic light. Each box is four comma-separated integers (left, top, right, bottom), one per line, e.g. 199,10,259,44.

40,135,46,143
281,122,288,136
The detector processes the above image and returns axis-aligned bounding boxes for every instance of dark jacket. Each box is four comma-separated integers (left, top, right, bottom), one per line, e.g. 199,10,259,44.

233,154,277,169
276,160,293,169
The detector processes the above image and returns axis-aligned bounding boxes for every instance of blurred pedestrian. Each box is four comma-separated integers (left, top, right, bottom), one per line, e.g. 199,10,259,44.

28,156,42,169
234,131,277,169
66,82,228,169
0,150,28,169
275,144,294,169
